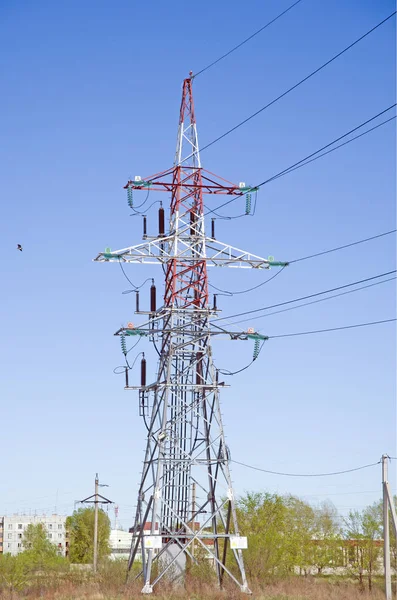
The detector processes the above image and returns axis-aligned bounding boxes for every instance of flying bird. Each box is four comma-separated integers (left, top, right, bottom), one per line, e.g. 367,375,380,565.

17,244,23,251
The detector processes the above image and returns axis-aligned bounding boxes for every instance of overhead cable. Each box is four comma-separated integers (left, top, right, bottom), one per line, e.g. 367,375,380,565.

213,270,397,323
114,347,143,374
208,105,396,216
266,115,396,185
268,317,396,339
199,11,396,155
301,490,380,497
130,200,162,217
118,260,153,293
256,107,396,187
218,315,395,377
209,266,286,296
231,277,396,328
231,459,381,477
289,229,397,264
193,0,304,78
217,341,266,376
124,338,142,370
208,229,396,296
129,188,151,211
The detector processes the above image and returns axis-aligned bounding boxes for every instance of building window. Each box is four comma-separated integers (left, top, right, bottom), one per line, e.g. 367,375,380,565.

18,524,23,530
8,524,12,530
17,543,22,548
48,524,53,530
0,542,3,547
7,534,12,539
7,544,11,548
58,533,62,539
18,534,22,539
48,533,52,539
58,524,62,530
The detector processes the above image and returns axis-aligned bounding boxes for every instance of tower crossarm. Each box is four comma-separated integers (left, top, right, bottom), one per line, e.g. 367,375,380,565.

125,167,254,197
95,237,288,270
115,325,268,343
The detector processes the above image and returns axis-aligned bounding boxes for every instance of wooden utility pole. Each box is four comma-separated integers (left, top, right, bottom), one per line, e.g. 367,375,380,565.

80,473,113,573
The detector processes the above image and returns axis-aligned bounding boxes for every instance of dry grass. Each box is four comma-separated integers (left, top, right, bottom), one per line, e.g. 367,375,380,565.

252,577,386,599
0,574,390,600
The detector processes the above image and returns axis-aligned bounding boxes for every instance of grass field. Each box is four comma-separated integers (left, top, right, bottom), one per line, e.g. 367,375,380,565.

0,575,390,600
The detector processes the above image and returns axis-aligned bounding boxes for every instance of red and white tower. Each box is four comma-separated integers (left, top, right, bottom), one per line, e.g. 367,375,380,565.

95,75,286,594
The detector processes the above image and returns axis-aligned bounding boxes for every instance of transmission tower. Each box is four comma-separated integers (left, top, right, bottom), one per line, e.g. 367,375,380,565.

95,74,287,594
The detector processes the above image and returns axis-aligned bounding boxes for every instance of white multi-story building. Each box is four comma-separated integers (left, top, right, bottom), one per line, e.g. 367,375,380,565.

109,523,162,561
1,514,67,556
109,529,134,560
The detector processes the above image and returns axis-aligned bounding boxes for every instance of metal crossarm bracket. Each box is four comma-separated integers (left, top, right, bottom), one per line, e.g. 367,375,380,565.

95,236,287,270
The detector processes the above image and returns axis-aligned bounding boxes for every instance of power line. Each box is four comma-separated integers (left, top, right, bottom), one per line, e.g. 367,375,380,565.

213,270,397,323
129,188,151,211
193,0,304,78
231,276,396,328
208,105,396,216
301,490,380,497
198,11,396,155
218,314,395,377
231,459,381,477
209,265,286,296
256,107,396,187
266,115,396,185
289,229,397,264
130,200,162,217
126,337,142,356
208,229,396,297
114,346,143,375
118,260,153,293
216,281,395,373
217,341,266,376
268,318,396,339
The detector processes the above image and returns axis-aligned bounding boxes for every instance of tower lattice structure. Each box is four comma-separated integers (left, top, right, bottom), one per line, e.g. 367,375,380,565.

95,76,286,594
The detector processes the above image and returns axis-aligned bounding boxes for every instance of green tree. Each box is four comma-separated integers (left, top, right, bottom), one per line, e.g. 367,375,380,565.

311,501,343,574
283,495,315,574
0,524,67,593
234,492,346,580
344,502,382,591
235,492,319,580
0,554,28,592
21,523,65,571
23,523,57,553
236,492,289,579
66,507,111,564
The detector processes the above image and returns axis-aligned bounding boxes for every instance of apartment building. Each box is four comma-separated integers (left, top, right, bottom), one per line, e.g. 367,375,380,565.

109,522,162,561
1,514,67,556
109,529,135,560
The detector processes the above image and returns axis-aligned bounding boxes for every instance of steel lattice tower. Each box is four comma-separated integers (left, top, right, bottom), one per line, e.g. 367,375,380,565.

95,75,286,594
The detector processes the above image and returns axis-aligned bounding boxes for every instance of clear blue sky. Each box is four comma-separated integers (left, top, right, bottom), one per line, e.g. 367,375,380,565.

0,0,395,529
